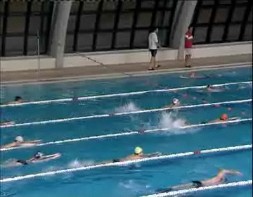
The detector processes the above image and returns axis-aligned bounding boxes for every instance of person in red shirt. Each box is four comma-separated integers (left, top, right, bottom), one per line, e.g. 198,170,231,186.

184,26,193,67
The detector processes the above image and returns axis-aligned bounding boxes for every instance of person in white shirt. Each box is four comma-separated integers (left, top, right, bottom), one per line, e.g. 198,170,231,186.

148,28,160,70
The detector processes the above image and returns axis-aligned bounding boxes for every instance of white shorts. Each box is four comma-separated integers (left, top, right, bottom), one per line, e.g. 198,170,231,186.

185,48,192,56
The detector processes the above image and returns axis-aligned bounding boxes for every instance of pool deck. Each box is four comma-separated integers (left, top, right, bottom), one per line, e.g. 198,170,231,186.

1,54,252,84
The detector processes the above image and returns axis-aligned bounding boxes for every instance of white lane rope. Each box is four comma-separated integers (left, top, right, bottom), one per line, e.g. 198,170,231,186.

1,98,251,128
1,81,251,107
141,180,252,197
0,144,251,183
0,118,251,152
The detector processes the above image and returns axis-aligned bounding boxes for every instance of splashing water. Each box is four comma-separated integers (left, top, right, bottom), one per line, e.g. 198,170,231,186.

68,159,94,168
158,112,186,129
115,102,140,113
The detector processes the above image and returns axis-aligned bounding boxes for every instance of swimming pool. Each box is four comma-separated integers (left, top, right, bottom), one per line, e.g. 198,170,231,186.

0,65,252,197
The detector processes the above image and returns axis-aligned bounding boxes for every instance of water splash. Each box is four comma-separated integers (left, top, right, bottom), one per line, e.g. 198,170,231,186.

68,159,94,168
157,112,199,135
158,112,186,129
115,102,140,113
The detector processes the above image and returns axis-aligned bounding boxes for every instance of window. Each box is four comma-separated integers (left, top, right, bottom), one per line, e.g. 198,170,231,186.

79,14,96,30
99,13,115,30
133,30,149,48
197,9,212,24
136,12,152,27
227,24,241,41
193,27,208,43
118,13,134,29
115,32,131,48
231,6,246,22
210,26,225,42
214,8,229,23
243,23,252,40
96,33,113,50
77,33,93,51
102,1,117,11
191,0,252,44
1,1,53,56
65,0,177,53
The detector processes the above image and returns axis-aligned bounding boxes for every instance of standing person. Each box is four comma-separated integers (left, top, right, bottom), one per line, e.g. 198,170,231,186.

148,28,160,70
184,26,193,68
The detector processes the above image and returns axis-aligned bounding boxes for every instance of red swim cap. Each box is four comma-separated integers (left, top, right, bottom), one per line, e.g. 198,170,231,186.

220,114,228,121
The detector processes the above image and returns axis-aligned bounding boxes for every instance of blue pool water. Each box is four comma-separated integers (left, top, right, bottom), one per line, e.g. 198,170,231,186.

0,65,252,197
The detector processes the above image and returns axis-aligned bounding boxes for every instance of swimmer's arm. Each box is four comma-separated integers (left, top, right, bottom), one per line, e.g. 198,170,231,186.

143,152,162,158
220,169,242,176
1,142,16,148
24,140,41,144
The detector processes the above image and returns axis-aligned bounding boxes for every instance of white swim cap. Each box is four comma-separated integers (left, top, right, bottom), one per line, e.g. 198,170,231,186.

15,136,24,143
34,152,44,158
173,98,179,105
134,147,143,155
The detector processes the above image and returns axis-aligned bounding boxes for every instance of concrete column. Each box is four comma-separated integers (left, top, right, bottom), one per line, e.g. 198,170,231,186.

50,1,72,68
169,0,197,59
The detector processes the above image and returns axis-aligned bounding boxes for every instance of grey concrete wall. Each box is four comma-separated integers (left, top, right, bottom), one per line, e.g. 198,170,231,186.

50,1,72,68
170,0,198,59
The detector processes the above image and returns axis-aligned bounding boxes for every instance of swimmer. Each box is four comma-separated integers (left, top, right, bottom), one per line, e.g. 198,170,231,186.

0,120,15,126
2,151,61,167
180,72,207,79
111,147,161,163
8,96,23,104
206,85,223,92
1,136,41,149
157,169,242,192
204,113,238,124
166,98,180,108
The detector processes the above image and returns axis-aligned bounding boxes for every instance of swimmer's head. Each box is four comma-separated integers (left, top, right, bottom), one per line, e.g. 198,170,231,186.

220,113,228,121
15,96,22,102
34,151,44,159
15,136,24,143
207,85,211,88
134,147,143,155
172,98,179,105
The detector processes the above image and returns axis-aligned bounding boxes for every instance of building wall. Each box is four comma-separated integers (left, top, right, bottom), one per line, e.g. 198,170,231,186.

0,0,252,72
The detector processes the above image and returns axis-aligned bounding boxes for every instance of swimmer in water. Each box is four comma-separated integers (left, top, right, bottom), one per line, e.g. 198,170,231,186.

157,169,242,192
166,98,180,108
3,151,61,167
0,120,15,126
1,136,41,149
206,85,223,92
202,113,239,124
180,72,208,79
8,96,23,104
111,147,161,163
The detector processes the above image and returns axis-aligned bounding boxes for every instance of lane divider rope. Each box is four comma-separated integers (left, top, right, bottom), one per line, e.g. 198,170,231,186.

0,144,251,183
0,118,251,152
141,180,252,197
1,98,251,128
1,81,251,107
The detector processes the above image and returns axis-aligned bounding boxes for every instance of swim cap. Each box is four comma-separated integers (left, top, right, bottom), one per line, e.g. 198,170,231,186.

173,98,179,105
220,114,228,121
15,136,24,143
134,147,143,155
34,152,43,159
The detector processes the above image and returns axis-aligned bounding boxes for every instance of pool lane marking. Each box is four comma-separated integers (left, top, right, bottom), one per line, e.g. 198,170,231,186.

1,98,251,128
141,180,252,197
1,118,251,151
1,81,251,107
0,144,251,183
